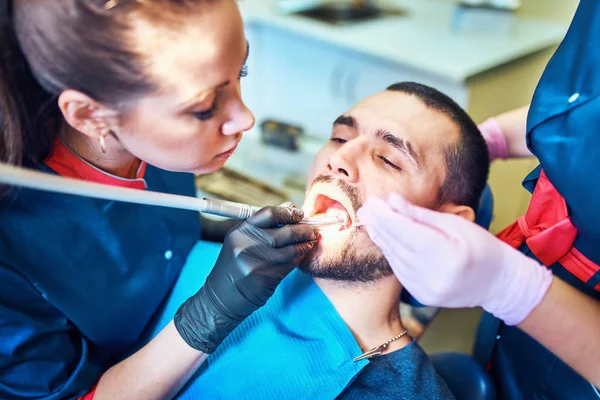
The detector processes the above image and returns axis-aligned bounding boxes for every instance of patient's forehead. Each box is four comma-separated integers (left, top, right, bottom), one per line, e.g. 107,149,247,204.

350,91,460,151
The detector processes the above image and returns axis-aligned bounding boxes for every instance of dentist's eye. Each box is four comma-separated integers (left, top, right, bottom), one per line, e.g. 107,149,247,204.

331,138,347,144
239,64,249,79
193,105,216,121
379,156,402,171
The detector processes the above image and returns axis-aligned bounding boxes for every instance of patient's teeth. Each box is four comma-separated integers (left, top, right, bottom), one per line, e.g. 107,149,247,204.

325,208,343,217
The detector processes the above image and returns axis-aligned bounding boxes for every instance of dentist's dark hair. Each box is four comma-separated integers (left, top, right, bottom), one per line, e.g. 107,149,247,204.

0,0,55,167
0,0,202,170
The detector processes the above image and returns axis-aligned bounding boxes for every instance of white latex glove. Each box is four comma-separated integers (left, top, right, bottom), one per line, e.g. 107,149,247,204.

357,193,553,325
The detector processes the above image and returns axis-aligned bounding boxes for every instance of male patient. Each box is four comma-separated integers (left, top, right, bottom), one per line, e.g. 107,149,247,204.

297,81,488,398
173,82,489,399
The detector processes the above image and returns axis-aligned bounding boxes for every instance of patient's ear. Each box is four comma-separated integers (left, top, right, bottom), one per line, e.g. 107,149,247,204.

438,203,476,222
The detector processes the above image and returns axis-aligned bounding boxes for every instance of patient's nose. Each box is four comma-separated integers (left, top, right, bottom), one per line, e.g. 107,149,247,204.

327,150,358,182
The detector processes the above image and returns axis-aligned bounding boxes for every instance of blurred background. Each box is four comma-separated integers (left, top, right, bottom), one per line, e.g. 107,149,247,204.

197,0,579,355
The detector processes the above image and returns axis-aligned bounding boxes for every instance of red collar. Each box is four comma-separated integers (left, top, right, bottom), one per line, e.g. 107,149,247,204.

45,137,147,190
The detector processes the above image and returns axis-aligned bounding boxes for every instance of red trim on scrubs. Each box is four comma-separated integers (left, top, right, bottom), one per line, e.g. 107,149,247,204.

497,170,600,292
78,381,98,400
45,137,147,190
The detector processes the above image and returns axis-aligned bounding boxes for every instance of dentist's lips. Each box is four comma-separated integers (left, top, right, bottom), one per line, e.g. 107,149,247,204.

215,144,239,159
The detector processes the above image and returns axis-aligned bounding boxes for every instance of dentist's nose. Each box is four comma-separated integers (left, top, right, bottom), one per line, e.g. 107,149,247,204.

222,98,255,136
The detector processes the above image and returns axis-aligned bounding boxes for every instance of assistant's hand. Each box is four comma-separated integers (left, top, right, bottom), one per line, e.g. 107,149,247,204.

175,205,318,353
478,117,509,162
357,193,553,325
478,105,532,160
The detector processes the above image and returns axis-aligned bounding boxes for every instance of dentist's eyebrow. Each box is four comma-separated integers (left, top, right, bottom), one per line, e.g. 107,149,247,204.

177,41,250,111
375,129,420,169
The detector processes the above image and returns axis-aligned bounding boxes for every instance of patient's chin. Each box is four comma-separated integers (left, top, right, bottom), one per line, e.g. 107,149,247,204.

298,232,392,283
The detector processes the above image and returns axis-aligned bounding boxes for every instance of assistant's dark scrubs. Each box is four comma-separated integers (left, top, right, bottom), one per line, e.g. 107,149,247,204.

0,139,200,399
474,0,600,397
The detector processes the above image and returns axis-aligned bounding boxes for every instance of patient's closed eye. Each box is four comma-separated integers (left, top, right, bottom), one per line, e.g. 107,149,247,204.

331,138,347,144
379,156,402,171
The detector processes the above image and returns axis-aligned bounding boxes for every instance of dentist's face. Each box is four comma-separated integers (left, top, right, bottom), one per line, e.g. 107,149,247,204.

300,91,459,282
110,0,255,174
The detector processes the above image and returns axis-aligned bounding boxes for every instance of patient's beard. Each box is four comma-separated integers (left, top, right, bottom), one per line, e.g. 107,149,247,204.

298,231,393,283
300,174,392,282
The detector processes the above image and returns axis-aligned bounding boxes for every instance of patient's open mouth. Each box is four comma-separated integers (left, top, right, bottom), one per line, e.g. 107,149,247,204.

310,194,353,231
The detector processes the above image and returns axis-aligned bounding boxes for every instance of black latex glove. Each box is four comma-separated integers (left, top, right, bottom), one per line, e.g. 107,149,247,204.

174,205,318,353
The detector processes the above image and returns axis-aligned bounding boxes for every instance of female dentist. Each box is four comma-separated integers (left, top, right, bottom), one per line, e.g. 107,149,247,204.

358,0,600,397
0,0,318,399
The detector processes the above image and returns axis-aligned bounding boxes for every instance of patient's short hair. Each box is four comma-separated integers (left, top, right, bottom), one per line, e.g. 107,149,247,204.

387,82,489,210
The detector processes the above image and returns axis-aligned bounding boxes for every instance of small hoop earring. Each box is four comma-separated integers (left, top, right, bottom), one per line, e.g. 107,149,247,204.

99,128,110,154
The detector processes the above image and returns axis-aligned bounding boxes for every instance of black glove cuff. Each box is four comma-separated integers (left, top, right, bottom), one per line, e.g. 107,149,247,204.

174,285,238,354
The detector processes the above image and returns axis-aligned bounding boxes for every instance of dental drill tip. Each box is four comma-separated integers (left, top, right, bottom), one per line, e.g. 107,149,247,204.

300,215,346,227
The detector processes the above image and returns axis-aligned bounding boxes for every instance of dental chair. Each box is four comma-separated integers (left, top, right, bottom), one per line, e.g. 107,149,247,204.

402,185,496,400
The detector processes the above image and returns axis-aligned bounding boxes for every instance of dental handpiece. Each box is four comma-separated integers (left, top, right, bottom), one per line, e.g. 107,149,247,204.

0,162,262,219
300,215,348,226
0,163,346,227
201,197,261,219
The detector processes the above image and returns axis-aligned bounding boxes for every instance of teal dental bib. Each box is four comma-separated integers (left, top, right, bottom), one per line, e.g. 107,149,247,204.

149,241,368,399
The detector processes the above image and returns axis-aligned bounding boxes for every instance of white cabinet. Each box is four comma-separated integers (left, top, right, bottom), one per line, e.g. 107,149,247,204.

244,22,467,140
349,55,467,108
244,23,349,140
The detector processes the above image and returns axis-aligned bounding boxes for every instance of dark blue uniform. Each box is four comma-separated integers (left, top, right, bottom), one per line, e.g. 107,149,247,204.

0,143,200,399
475,0,600,397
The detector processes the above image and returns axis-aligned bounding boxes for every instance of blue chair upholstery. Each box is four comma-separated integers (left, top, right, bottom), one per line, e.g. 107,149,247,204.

401,184,494,306
430,352,496,400
474,185,494,231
